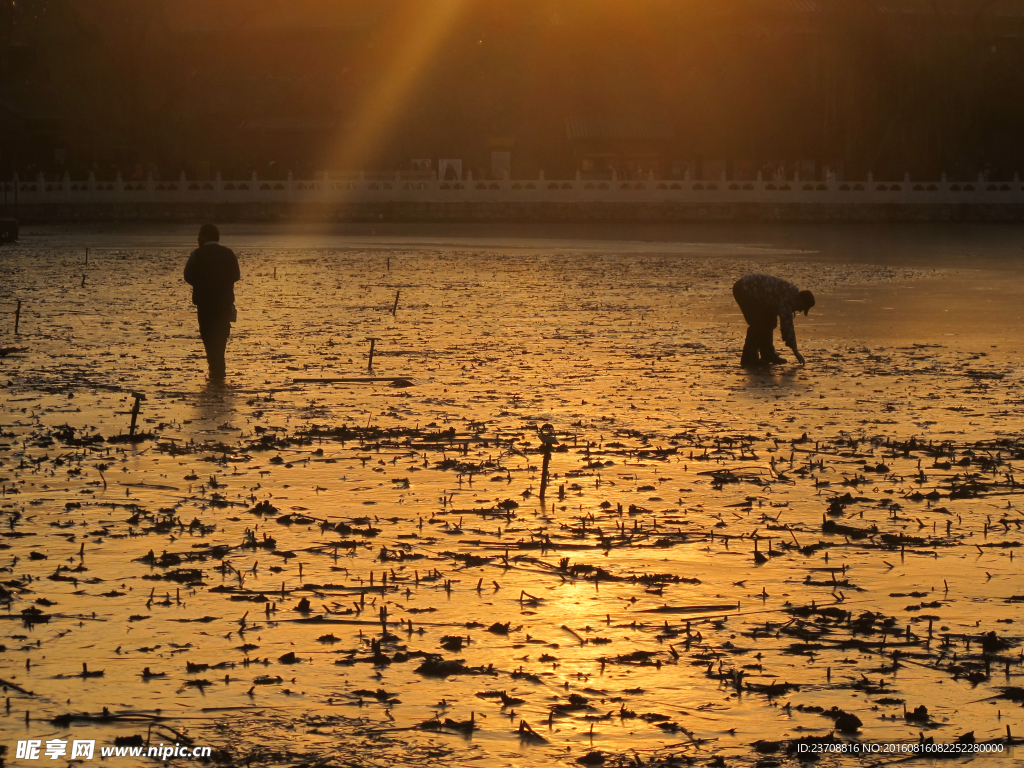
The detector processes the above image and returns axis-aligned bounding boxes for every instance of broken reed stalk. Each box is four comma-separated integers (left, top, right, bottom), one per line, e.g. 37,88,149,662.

14,299,20,334
367,338,377,372
538,423,557,502
391,290,400,316
539,445,552,501
128,393,146,437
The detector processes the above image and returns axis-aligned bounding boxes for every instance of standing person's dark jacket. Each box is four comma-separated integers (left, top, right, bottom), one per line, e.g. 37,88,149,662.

184,242,240,308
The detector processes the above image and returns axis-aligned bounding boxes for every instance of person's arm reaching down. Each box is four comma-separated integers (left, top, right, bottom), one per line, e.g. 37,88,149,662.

779,311,805,364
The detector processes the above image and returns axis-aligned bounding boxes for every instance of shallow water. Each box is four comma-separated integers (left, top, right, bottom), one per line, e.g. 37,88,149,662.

0,223,1022,767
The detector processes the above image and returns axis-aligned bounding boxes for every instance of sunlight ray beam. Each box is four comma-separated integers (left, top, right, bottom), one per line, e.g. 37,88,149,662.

325,0,469,175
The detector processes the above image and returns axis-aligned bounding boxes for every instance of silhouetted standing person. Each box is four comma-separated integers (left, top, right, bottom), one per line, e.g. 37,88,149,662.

732,274,814,368
184,224,239,380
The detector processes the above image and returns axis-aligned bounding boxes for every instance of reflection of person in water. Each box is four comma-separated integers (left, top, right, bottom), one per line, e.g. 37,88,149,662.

184,224,239,380
732,274,815,368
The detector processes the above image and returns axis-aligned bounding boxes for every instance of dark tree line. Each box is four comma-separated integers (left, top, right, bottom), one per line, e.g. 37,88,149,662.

2,0,1024,179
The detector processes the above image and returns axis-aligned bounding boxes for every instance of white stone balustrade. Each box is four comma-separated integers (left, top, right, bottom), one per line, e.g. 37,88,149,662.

2,172,1023,207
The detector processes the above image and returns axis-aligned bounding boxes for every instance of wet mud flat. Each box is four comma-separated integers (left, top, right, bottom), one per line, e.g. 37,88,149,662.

0,226,1022,767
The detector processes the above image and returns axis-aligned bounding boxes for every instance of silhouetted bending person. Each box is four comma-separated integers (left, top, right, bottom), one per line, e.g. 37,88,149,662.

184,224,239,379
732,274,814,367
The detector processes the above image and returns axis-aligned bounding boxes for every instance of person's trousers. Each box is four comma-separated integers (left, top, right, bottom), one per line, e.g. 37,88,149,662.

732,281,778,366
196,305,232,378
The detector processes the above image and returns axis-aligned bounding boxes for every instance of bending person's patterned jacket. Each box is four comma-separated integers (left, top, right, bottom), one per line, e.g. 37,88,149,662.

734,273,803,349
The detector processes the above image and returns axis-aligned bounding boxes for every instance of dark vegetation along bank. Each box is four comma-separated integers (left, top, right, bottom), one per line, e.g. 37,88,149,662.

4,1,1024,182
